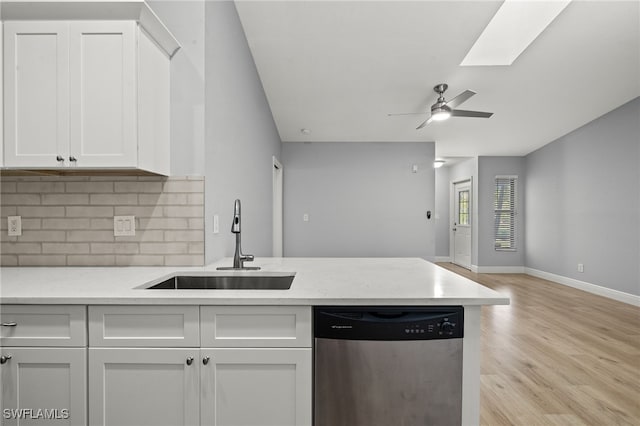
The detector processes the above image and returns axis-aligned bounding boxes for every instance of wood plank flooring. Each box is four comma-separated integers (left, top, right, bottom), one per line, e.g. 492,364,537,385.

436,263,640,426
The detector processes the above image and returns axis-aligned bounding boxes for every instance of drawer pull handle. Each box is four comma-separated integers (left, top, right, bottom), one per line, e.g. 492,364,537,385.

2,322,17,327
0,355,12,364
186,357,194,366
202,356,210,365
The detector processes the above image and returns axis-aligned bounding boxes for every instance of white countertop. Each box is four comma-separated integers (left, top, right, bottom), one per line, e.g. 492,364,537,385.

0,258,509,306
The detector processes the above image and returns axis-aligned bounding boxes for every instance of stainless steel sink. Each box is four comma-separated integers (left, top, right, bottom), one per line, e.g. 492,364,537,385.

143,273,295,290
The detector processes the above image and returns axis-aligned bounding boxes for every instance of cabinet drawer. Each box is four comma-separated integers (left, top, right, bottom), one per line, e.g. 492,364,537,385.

0,305,86,347
200,306,311,348
89,306,199,347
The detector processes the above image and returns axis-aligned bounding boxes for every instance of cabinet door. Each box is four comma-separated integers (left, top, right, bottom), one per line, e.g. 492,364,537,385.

68,21,136,168
3,21,69,167
201,348,312,426
0,347,86,426
89,348,199,426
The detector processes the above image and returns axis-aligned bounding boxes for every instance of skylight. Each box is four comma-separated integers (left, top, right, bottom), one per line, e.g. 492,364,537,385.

461,0,572,66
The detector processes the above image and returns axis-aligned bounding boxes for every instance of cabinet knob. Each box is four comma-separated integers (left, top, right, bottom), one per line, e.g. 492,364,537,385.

2,322,17,327
202,356,210,365
56,155,64,162
0,355,12,364
186,356,194,366
69,156,77,162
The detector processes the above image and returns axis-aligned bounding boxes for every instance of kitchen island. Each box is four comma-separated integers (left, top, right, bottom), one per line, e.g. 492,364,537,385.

0,258,508,426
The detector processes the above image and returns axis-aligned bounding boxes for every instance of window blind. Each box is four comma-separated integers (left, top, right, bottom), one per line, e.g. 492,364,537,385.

494,176,517,251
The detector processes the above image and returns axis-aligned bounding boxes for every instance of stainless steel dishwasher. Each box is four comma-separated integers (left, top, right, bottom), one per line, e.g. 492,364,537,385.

314,306,464,426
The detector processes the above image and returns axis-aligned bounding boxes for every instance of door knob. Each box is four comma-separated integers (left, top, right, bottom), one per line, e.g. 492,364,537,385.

202,356,210,365
186,357,194,366
0,355,12,364
69,156,77,162
56,155,64,162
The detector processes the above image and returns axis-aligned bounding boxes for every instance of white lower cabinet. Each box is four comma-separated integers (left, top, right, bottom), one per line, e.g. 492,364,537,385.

88,348,200,426
87,347,312,426
0,305,87,425
86,305,313,426
200,348,312,426
0,305,312,426
0,347,87,426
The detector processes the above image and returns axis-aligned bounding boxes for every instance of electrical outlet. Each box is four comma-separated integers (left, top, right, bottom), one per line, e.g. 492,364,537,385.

213,214,219,234
8,216,21,236
577,263,584,273
114,216,135,236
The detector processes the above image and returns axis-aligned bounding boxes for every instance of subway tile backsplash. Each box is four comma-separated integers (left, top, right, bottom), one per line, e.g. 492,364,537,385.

0,176,204,266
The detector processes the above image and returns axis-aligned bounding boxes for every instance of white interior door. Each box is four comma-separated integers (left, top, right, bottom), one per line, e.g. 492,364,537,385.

453,180,472,269
273,156,284,257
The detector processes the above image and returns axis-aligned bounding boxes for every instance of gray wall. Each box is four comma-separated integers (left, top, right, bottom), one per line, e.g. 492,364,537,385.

147,1,205,176
525,97,639,295
435,166,450,258
204,1,282,263
477,156,526,267
282,142,435,259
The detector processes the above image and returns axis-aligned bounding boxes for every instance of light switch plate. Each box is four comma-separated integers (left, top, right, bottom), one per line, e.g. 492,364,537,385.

213,214,219,234
114,216,135,236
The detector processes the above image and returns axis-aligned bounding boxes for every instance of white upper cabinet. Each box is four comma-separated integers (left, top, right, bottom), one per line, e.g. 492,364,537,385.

1,1,179,175
3,21,69,168
69,21,138,168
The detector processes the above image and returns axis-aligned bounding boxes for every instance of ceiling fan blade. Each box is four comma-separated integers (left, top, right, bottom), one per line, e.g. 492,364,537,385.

445,90,476,109
416,117,433,129
451,109,493,118
387,112,429,116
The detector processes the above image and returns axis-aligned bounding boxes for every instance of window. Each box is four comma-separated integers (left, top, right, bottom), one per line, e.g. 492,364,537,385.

458,190,470,225
494,176,517,250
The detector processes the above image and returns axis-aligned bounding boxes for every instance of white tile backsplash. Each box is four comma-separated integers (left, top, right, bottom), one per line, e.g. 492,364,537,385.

0,176,204,266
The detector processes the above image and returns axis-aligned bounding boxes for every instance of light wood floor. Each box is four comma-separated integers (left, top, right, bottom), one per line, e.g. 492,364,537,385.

437,263,640,426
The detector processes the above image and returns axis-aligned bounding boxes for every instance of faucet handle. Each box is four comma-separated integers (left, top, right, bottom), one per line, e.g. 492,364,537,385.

242,254,254,262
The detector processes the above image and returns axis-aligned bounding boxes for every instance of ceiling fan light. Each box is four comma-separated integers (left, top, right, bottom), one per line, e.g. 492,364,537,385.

431,108,451,121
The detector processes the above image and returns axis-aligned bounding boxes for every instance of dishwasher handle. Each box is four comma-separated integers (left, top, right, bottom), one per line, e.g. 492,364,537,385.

327,310,451,323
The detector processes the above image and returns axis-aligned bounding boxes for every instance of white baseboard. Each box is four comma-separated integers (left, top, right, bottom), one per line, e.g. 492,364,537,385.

525,267,640,307
475,266,525,274
434,256,451,263
470,265,479,273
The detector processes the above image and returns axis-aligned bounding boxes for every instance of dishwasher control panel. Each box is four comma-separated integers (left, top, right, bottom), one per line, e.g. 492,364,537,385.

314,306,463,341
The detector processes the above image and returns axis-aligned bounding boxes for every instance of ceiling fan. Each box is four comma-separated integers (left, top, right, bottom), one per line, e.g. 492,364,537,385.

389,84,493,129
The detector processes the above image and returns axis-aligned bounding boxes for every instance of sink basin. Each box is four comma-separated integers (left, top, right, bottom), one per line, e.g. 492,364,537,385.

143,273,295,290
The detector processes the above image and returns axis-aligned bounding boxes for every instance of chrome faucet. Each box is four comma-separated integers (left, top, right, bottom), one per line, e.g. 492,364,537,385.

217,199,260,270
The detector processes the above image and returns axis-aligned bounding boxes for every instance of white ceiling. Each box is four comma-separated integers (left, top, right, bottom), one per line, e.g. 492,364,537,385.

235,0,639,158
